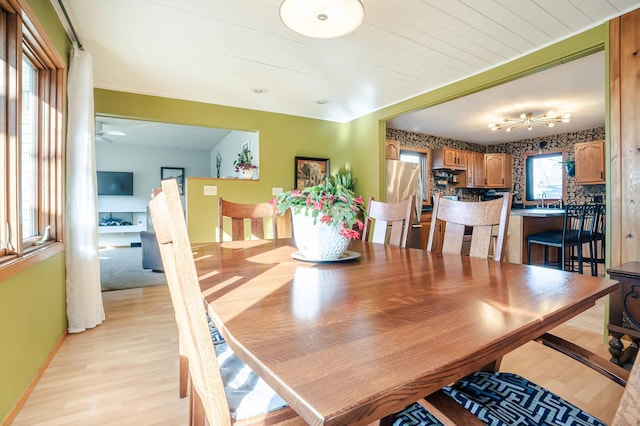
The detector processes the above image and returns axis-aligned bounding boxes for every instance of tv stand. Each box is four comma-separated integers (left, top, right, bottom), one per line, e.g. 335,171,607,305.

98,211,146,247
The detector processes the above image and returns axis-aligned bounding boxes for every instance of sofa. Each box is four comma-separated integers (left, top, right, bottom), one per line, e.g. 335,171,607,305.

140,230,164,272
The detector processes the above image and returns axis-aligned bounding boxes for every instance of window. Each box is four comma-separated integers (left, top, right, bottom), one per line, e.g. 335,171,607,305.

1,3,65,267
525,152,564,202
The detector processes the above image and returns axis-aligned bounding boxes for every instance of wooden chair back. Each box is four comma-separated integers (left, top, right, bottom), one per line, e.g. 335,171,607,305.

362,197,413,247
150,179,231,425
218,198,277,242
427,193,512,261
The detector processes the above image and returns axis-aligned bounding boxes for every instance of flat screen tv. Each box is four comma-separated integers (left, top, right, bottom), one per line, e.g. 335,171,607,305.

97,171,134,196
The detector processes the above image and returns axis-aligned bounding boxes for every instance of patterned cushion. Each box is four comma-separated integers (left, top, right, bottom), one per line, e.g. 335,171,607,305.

215,342,288,420
443,372,606,426
206,313,225,345
392,403,444,426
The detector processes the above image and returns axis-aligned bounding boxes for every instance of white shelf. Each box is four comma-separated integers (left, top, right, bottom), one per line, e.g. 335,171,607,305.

98,224,145,234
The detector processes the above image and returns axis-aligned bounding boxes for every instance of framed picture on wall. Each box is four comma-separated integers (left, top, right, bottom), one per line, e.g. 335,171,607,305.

161,167,185,194
294,157,329,190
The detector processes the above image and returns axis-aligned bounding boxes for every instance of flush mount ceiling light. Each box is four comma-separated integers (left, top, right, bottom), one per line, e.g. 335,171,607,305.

488,111,571,132
279,0,364,39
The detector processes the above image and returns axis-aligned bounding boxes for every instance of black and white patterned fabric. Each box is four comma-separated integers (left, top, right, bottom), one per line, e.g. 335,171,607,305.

205,313,287,419
206,313,225,345
392,403,444,426
443,372,606,426
391,371,605,426
214,342,288,420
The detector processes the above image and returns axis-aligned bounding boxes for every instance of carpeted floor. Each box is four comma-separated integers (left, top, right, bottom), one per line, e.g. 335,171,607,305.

100,247,166,291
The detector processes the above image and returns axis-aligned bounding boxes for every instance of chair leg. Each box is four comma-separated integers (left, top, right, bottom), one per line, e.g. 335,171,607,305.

179,354,189,398
190,382,206,426
544,246,549,266
590,240,597,276
577,244,583,274
527,242,532,265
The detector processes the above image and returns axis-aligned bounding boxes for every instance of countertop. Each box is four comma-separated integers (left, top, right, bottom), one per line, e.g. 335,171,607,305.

510,208,565,217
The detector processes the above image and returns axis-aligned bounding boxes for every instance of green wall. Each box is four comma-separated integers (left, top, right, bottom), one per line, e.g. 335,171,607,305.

94,90,352,243
0,253,67,419
1,0,70,423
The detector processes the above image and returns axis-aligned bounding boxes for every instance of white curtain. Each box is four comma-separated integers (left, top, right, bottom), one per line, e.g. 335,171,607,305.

65,47,105,333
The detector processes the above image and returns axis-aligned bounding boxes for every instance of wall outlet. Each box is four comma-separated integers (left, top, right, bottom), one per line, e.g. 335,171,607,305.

272,187,283,195
203,185,217,196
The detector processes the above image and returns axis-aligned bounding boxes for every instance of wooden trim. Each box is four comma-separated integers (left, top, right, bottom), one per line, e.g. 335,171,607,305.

522,149,566,206
0,242,63,281
1,330,67,426
608,16,621,267
399,146,429,154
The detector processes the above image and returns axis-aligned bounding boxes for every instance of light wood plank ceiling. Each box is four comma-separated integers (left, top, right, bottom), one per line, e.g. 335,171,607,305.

58,0,639,131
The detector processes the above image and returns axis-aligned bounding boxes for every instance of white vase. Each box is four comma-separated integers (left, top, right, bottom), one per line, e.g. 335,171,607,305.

240,168,255,179
291,211,350,260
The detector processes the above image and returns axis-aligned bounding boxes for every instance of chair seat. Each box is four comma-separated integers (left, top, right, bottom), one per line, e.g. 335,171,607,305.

527,230,580,245
391,371,605,426
444,372,606,426
208,314,286,420
215,342,288,420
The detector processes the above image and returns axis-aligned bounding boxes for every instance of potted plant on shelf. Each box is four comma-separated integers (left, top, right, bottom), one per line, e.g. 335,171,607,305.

560,159,575,177
233,146,257,179
272,172,366,260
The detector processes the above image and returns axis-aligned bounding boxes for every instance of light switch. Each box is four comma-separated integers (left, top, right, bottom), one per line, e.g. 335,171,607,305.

203,185,217,196
272,187,283,195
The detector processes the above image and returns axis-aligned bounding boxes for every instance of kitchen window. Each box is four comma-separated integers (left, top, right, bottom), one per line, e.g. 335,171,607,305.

0,4,65,267
525,152,564,203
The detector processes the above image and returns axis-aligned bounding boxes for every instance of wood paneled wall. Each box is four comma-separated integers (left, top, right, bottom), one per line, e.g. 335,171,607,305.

609,10,640,265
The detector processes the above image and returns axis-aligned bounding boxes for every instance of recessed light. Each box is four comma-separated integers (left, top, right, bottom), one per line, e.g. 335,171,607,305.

252,88,268,94
316,99,329,104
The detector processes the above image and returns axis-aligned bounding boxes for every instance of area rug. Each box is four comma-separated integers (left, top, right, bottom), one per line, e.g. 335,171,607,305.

100,247,166,291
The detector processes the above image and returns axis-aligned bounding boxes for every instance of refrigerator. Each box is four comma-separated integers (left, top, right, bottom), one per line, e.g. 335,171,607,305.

386,159,424,248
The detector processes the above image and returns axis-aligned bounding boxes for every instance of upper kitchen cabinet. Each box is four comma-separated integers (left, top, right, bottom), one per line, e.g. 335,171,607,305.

464,152,512,189
385,139,400,160
466,152,486,188
485,153,513,188
575,140,605,185
432,148,466,170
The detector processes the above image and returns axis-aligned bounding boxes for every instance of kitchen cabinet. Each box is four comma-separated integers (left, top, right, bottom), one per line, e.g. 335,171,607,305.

419,212,445,251
575,140,605,184
419,212,432,250
463,152,512,189
485,153,512,188
432,148,466,170
466,152,486,188
385,139,400,160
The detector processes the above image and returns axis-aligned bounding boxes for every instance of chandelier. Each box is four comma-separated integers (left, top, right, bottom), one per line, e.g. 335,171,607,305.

279,0,365,39
488,111,571,132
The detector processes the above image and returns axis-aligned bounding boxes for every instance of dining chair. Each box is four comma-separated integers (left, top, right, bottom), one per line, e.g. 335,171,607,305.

526,204,586,273
426,193,512,261
361,197,414,247
587,203,606,276
218,198,277,242
390,333,635,425
150,179,303,426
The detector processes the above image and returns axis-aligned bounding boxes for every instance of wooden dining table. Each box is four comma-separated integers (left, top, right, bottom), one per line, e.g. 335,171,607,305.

193,238,618,426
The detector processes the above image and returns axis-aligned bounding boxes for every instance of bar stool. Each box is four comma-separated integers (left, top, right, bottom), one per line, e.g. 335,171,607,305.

526,204,586,273
586,204,606,276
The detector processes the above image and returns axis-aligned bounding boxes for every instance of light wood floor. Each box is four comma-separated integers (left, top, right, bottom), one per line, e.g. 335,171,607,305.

11,286,623,425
